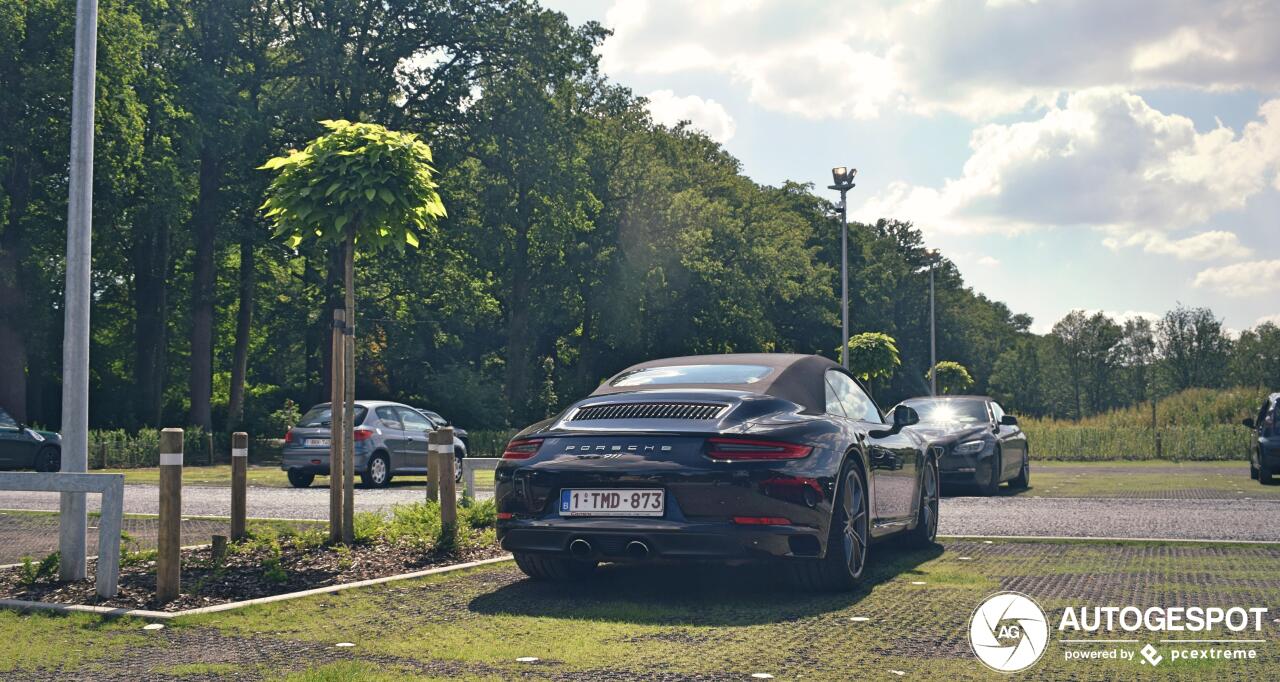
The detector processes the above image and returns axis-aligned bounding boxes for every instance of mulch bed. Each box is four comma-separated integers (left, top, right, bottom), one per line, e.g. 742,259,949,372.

0,540,507,612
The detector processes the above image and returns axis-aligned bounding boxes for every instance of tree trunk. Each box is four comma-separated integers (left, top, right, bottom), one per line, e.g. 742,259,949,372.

226,241,255,432
504,187,534,422
132,207,170,427
188,144,219,431
0,154,32,423
342,229,355,544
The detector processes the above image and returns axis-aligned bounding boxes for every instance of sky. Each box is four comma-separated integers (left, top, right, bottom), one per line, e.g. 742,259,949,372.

541,0,1280,334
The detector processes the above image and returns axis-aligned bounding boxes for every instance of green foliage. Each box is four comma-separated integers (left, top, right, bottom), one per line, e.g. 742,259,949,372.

265,399,302,436
844,332,901,383
17,552,60,586
929,361,974,395
260,120,446,252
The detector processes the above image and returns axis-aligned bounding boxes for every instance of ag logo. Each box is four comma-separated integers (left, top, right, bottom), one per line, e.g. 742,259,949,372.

969,591,1049,673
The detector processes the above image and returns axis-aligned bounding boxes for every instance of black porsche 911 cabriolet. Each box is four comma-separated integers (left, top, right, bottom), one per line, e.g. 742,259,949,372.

495,353,940,590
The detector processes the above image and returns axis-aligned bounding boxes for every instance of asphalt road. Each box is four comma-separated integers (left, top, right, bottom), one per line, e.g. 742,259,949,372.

2,484,1278,542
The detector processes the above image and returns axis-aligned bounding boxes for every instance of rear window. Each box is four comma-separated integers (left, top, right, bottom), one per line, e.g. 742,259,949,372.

298,405,369,427
610,364,772,387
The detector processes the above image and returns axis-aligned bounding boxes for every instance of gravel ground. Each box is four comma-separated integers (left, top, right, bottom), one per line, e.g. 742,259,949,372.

938,496,1280,542
3,483,1278,542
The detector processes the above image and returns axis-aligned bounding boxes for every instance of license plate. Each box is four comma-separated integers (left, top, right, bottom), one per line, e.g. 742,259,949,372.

560,489,664,517
305,438,330,447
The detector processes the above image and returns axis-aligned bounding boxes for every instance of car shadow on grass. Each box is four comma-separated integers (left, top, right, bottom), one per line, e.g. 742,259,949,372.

466,542,944,626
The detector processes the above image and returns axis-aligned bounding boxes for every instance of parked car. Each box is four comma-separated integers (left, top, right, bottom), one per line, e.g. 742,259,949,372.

495,353,939,590
281,400,466,488
410,407,468,482
0,407,61,472
893,395,1028,496
1245,393,1280,485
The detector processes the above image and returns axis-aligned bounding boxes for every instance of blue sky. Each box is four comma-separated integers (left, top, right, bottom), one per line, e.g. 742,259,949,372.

543,0,1280,334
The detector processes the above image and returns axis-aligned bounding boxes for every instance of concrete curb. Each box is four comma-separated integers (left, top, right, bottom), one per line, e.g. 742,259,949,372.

0,554,513,621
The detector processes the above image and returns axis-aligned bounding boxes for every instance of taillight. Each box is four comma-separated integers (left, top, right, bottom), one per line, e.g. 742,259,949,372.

497,512,513,520
353,428,373,442
284,429,294,444
706,437,812,460
502,438,543,460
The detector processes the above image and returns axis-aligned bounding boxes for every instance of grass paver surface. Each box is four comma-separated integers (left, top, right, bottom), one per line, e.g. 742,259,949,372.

3,538,1277,680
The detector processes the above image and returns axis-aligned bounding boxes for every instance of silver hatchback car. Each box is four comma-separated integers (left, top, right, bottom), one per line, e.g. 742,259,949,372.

281,400,467,488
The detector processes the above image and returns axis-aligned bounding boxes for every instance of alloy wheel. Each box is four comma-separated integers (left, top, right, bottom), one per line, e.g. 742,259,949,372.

841,469,868,579
370,456,387,485
920,459,939,541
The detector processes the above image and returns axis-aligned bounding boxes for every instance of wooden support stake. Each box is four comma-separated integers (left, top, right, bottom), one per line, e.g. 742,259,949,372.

211,534,228,562
439,427,457,537
329,309,345,543
231,431,248,541
157,428,183,603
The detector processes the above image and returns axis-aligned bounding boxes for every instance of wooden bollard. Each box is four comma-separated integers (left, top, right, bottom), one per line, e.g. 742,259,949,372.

426,430,443,503
231,432,248,541
438,427,457,536
157,428,183,603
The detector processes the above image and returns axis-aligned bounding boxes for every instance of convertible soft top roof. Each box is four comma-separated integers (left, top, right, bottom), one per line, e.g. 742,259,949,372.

590,353,848,413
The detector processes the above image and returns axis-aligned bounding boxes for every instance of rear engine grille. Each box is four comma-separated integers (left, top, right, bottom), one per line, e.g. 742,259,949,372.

570,402,728,421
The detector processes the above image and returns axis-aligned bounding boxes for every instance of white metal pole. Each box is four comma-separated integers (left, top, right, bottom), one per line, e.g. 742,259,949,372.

59,0,98,582
840,191,849,369
929,264,937,396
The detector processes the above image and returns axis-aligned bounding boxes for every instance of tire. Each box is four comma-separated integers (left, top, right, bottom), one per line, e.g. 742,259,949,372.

287,470,315,488
977,449,1001,496
361,452,392,488
513,552,597,581
1009,450,1030,490
33,447,60,473
1251,460,1260,480
455,447,466,484
904,455,939,548
787,459,868,591
1260,461,1275,486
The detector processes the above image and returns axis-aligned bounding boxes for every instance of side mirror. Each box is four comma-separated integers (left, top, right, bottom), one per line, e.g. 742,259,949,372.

1242,418,1255,429
1000,414,1018,426
893,405,920,429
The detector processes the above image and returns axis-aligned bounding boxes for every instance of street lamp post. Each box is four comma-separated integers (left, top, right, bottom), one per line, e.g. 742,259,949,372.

929,258,937,396
59,0,99,581
828,167,857,369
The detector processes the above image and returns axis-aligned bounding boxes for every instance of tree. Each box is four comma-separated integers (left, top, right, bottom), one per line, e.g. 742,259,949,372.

845,332,901,389
1157,305,1231,391
929,361,974,395
989,338,1045,414
1229,322,1280,389
260,119,446,538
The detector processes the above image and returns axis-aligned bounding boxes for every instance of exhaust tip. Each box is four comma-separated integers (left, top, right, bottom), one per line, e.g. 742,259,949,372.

625,540,651,560
569,538,593,558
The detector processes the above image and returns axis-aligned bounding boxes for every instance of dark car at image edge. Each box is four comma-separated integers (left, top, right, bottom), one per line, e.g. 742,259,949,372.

1246,392,1280,484
495,353,941,591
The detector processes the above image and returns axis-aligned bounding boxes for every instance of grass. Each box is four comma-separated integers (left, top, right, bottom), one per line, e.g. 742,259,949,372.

1002,460,1280,499
2,538,1277,679
0,610,149,674
97,464,497,489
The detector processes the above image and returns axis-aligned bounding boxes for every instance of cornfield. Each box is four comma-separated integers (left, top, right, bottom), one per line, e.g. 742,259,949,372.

1022,424,1254,461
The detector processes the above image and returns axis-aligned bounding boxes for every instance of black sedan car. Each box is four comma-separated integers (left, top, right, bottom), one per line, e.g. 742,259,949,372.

0,407,61,472
495,353,940,591
893,395,1028,496
1246,392,1279,484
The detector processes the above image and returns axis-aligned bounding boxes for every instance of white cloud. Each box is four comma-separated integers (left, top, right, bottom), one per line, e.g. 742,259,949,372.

644,90,737,143
1193,260,1280,297
975,255,1000,268
852,91,1280,247
1101,230,1252,261
1256,314,1280,327
595,1,1280,120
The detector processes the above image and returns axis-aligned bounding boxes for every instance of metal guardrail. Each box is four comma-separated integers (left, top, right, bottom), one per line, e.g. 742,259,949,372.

0,472,124,597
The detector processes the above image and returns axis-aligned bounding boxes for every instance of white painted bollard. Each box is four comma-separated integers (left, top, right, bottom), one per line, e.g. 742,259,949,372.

231,432,248,541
